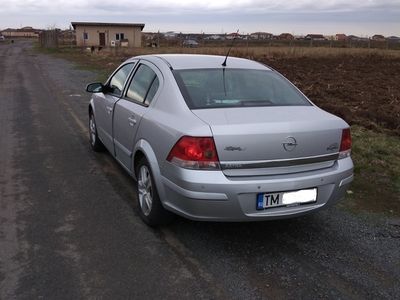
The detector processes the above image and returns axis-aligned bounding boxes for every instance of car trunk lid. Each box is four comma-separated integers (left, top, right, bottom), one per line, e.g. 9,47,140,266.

192,106,347,176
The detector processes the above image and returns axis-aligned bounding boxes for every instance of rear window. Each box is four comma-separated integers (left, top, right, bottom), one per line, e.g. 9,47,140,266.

173,68,311,109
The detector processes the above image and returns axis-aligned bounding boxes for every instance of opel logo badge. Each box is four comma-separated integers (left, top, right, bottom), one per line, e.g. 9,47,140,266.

283,137,298,152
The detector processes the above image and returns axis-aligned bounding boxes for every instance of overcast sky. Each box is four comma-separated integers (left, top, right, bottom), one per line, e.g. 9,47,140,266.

1,0,399,36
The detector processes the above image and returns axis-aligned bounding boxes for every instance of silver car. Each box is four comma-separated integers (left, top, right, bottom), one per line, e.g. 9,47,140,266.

86,54,353,226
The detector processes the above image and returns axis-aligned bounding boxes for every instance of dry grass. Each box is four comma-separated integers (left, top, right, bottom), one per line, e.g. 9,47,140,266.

99,45,400,60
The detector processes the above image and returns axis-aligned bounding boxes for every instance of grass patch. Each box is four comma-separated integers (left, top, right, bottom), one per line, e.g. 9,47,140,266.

339,125,400,216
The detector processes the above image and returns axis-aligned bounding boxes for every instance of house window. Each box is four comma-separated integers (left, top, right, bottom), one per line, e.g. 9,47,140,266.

116,33,125,40
83,32,88,40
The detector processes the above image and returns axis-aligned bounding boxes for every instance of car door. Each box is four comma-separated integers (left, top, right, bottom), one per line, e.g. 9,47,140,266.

94,62,136,153
113,62,161,171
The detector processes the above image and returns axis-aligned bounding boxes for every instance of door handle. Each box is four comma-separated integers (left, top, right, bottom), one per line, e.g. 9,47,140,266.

106,106,113,114
128,116,137,126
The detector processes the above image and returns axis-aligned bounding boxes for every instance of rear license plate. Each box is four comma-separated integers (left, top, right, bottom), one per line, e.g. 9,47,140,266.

256,188,317,210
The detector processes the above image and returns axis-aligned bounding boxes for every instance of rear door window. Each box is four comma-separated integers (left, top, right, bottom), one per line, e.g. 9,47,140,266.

126,64,159,105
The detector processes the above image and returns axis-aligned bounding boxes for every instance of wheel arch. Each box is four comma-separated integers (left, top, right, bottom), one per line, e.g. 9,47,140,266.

88,99,95,116
132,139,166,201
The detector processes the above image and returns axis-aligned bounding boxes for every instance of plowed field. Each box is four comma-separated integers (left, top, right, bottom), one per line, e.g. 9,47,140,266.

264,54,400,134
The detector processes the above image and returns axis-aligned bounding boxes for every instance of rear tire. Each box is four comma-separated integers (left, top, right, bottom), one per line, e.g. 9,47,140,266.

136,157,174,226
89,112,105,152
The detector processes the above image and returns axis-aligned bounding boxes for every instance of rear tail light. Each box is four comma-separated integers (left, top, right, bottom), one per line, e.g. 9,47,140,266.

167,136,220,170
339,128,351,159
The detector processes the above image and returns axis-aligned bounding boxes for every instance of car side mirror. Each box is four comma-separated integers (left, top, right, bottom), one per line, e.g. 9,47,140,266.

86,82,104,93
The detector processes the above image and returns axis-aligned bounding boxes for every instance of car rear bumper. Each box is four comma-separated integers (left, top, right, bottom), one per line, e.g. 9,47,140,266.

160,157,354,221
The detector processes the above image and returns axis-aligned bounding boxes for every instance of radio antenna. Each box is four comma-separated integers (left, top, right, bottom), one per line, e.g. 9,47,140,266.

222,29,239,67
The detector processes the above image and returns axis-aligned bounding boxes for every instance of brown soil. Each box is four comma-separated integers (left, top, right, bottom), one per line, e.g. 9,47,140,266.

263,54,400,134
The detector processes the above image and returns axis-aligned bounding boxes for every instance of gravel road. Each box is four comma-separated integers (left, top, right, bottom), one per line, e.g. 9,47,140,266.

0,40,399,299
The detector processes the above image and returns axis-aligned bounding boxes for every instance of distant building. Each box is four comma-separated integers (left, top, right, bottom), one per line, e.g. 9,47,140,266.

347,35,360,41
226,32,241,40
204,34,224,40
347,35,369,42
278,33,294,40
1,26,41,38
71,22,144,47
250,32,273,40
305,34,326,41
163,31,178,39
387,36,400,43
372,34,386,41
335,34,348,41
182,39,199,47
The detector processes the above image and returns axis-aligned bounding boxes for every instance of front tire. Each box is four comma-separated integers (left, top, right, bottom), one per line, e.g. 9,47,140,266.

136,157,174,226
89,112,105,152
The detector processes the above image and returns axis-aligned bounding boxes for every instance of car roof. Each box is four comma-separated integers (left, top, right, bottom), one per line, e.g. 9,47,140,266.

129,54,270,71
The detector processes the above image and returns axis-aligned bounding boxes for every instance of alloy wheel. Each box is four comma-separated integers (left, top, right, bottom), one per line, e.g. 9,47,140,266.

89,115,96,146
138,165,153,216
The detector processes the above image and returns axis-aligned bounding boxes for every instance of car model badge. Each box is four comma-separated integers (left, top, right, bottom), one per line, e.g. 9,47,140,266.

326,143,339,151
282,137,297,152
224,146,246,151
